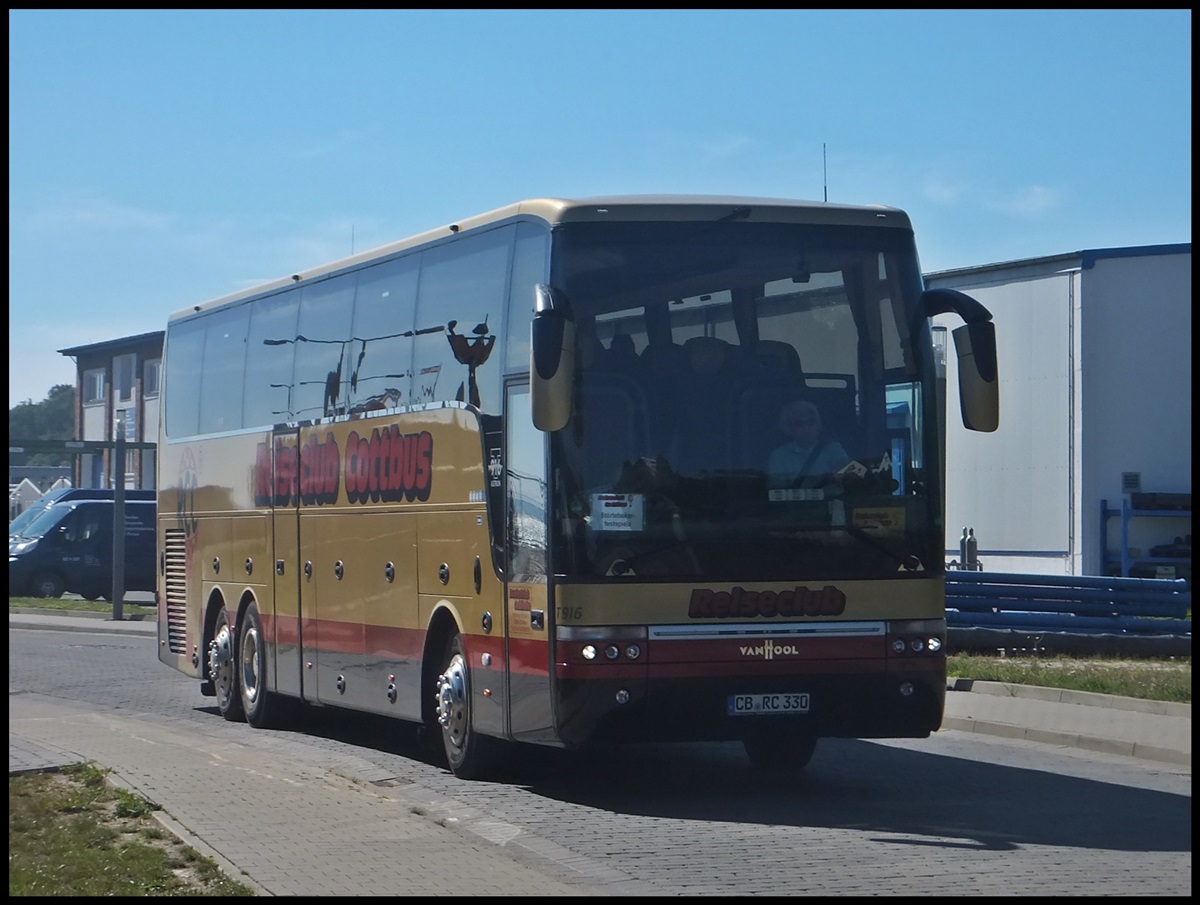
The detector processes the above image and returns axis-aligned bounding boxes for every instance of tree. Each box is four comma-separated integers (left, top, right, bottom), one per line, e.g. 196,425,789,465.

9,384,75,467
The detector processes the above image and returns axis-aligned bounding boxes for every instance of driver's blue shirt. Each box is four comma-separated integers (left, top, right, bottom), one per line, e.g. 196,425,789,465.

767,439,850,489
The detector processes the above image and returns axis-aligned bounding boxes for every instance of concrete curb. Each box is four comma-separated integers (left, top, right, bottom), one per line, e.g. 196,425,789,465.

940,713,1191,767
948,677,1191,718
8,606,156,620
942,680,1190,768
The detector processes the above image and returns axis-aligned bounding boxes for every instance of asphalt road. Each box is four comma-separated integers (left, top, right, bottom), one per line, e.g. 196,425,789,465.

9,622,1192,896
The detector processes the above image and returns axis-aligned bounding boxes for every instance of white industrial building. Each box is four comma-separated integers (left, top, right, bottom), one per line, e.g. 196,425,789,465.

928,242,1191,580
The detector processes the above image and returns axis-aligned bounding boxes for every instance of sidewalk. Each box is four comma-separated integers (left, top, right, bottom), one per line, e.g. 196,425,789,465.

9,608,1191,896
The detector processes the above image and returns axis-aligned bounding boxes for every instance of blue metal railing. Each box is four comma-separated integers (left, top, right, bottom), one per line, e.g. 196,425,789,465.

945,570,1191,636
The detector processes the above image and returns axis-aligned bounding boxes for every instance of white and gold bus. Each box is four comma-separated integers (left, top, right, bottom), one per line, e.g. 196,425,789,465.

156,196,998,779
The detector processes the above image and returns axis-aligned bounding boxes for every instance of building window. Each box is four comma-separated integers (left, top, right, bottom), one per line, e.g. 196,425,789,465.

114,354,135,403
144,358,161,398
116,407,137,440
84,368,106,405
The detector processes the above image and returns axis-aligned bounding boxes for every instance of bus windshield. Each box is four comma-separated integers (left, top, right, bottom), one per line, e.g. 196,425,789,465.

548,218,941,582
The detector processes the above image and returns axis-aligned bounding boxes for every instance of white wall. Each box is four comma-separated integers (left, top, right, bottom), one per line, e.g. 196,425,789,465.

934,267,1074,574
1079,251,1192,573
930,246,1191,577
82,402,107,441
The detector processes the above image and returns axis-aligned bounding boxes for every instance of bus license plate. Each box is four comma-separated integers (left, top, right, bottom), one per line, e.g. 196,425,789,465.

727,693,811,715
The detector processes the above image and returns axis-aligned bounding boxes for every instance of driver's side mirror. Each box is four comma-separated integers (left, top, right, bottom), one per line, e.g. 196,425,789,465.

923,288,999,432
530,284,576,432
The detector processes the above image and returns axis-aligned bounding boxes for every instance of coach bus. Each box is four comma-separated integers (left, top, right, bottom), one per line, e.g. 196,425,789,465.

156,195,998,779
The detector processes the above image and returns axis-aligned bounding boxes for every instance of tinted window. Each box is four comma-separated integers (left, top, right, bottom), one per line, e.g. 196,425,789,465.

198,304,251,434
413,227,512,414
348,255,421,415
292,275,357,420
503,221,549,376
165,318,205,438
244,291,300,427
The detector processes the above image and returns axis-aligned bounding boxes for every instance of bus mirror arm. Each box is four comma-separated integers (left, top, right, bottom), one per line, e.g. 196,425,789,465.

921,287,999,433
921,287,991,325
530,284,576,432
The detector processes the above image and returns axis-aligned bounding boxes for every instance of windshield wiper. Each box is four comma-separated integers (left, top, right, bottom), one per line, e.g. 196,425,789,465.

842,524,924,571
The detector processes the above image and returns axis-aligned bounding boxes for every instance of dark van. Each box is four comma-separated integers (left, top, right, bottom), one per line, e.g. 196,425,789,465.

8,498,156,599
9,488,155,541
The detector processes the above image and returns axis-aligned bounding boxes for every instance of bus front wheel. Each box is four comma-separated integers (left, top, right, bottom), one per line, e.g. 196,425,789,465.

209,607,245,723
434,632,496,780
743,731,817,772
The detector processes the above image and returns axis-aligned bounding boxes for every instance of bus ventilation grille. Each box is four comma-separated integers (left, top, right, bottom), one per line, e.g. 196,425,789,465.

163,529,188,654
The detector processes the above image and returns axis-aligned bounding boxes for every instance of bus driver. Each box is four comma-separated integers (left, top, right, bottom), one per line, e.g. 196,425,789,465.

766,397,850,490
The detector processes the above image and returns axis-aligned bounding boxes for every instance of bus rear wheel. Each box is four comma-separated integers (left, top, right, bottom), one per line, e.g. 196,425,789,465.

208,607,245,723
239,602,288,729
434,632,496,780
743,731,817,772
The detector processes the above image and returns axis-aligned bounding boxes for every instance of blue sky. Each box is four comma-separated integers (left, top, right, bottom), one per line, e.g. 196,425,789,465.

8,9,1191,408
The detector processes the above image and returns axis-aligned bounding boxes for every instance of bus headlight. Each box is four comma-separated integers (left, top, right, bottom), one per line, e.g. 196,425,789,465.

887,619,946,656
558,625,649,664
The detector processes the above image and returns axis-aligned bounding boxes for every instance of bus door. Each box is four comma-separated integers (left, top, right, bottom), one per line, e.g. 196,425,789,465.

270,426,304,700
503,385,556,742
295,423,373,711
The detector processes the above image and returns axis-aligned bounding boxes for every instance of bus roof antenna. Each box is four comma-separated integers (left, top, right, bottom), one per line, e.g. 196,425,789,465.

823,143,828,203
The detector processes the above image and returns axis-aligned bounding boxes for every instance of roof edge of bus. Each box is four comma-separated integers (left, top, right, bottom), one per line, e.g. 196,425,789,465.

166,194,908,320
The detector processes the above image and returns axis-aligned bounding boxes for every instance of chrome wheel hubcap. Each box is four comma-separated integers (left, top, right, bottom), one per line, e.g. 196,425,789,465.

435,653,469,749
240,623,261,707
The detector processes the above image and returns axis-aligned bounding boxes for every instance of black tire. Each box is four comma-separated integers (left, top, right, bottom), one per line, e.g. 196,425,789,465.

208,607,245,722
30,571,64,599
743,730,818,772
433,633,498,780
81,591,102,601
239,602,288,729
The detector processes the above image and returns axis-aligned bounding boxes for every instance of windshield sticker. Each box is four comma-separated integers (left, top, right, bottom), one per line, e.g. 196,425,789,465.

592,493,644,532
768,488,825,502
852,507,905,530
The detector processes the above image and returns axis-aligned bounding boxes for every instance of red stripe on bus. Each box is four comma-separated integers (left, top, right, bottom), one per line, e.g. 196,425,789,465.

508,636,550,675
264,612,554,677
